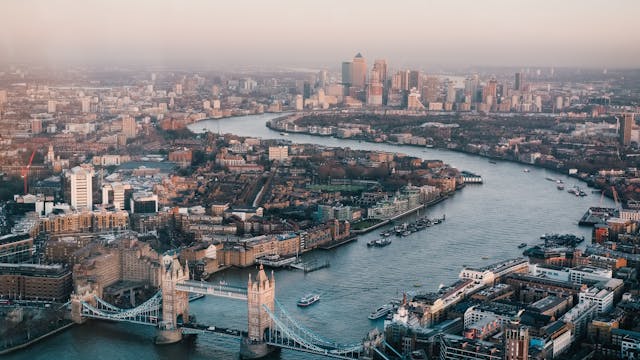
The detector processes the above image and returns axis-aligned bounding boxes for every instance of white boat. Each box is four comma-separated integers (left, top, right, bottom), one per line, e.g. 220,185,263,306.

297,293,320,307
368,304,393,320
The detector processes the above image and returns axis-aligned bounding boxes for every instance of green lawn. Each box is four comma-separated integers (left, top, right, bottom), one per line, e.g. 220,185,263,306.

350,218,383,230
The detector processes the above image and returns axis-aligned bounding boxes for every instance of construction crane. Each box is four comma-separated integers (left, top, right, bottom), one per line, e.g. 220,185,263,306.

20,150,36,194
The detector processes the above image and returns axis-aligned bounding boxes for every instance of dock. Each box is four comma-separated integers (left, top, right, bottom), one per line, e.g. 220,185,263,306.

256,255,298,268
578,207,617,226
289,259,330,273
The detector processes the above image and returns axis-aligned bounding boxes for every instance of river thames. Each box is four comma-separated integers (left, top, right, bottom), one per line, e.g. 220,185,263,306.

7,113,616,360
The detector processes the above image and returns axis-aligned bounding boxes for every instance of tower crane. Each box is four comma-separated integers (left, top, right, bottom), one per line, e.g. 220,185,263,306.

20,150,36,194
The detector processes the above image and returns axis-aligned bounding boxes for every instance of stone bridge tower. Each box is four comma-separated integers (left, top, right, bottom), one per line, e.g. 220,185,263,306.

247,264,275,340
241,264,276,359
156,258,189,344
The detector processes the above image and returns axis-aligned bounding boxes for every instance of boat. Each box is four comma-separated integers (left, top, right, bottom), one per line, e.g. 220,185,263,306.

557,184,565,190
279,132,288,136
368,304,393,320
402,230,411,237
518,243,527,249
481,256,489,260
413,283,422,287
297,293,320,307
523,169,530,173
489,160,497,164
367,238,392,247
545,177,555,181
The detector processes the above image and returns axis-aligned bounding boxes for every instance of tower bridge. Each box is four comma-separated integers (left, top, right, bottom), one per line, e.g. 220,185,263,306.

69,259,382,359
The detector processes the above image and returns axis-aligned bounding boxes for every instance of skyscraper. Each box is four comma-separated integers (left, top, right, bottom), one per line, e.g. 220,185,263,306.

122,115,137,139
68,166,94,211
366,69,383,106
504,322,529,360
373,59,387,87
620,113,635,146
515,72,523,91
341,61,352,94
351,53,367,89
408,70,421,90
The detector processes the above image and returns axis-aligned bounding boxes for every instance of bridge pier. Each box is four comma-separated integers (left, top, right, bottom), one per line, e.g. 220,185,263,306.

155,327,183,345
239,337,279,359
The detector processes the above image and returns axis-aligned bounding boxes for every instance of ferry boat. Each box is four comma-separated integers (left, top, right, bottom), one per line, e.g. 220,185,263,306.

518,243,527,249
368,304,393,320
297,294,320,307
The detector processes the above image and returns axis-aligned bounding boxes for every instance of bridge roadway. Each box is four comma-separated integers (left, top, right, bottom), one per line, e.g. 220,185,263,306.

175,280,248,300
179,323,247,338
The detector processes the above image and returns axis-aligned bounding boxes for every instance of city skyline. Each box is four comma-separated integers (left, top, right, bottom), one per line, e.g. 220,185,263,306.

1,0,639,69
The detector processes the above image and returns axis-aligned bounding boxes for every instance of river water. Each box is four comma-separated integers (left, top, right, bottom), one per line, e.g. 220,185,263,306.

6,113,615,360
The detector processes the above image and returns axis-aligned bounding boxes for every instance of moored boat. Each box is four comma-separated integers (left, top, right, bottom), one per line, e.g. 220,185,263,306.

368,304,393,320
518,242,527,248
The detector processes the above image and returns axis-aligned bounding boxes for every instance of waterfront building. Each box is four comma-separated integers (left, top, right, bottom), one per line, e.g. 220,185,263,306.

0,263,72,301
73,237,162,297
220,233,300,267
459,258,529,286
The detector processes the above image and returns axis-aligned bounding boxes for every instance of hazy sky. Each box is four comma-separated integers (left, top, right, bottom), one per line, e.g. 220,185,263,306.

1,0,639,69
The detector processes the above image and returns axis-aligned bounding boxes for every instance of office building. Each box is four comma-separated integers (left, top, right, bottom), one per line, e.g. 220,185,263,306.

351,53,367,88
68,166,94,211
0,263,72,301
515,72,523,91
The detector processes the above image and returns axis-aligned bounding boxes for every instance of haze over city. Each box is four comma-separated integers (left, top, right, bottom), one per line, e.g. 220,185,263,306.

1,0,639,69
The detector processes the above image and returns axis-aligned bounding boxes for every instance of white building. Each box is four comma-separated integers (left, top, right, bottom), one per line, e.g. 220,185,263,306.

569,266,612,285
68,166,94,211
268,146,289,161
578,286,614,314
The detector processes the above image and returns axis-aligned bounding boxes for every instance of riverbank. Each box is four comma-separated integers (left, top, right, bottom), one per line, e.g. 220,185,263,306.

351,195,449,234
0,321,74,355
269,121,611,199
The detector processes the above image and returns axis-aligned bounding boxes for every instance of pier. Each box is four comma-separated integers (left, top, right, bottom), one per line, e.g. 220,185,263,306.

289,259,330,273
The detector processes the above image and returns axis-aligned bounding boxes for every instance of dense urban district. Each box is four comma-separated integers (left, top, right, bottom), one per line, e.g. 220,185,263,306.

0,54,640,360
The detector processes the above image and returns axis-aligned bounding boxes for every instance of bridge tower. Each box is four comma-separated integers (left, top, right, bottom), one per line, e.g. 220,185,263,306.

240,264,277,359
156,258,190,344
